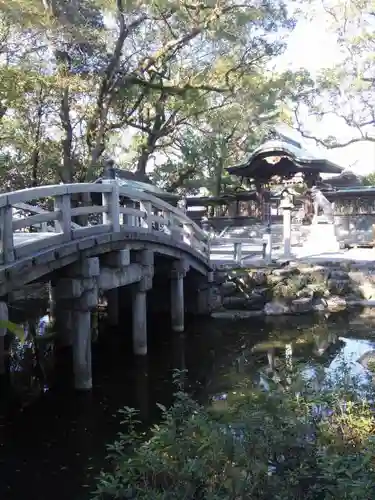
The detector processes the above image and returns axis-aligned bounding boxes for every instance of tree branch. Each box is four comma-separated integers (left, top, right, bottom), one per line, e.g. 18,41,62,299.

294,108,375,148
126,75,230,95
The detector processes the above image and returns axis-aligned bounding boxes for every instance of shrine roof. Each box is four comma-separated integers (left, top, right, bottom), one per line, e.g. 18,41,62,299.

226,139,343,180
323,171,362,188
326,186,375,198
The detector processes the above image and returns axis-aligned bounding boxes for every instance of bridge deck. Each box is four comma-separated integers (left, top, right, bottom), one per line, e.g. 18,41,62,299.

13,232,56,247
210,244,375,267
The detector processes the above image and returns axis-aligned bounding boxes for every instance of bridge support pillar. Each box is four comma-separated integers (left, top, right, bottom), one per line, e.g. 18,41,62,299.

71,286,98,390
54,258,99,390
106,288,119,326
171,262,188,332
0,301,8,375
132,284,148,356
131,250,154,356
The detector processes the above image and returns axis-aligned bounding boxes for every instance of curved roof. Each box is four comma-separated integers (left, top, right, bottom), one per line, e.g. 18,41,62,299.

227,139,343,180
323,171,362,188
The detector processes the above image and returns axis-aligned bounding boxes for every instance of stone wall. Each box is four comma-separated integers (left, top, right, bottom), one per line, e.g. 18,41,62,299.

213,261,375,318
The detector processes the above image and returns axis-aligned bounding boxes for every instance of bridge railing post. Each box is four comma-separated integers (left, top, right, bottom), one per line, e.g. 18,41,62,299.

140,201,152,231
102,182,120,232
183,223,193,246
54,193,72,239
234,241,242,264
169,214,181,240
165,210,172,232
0,204,14,264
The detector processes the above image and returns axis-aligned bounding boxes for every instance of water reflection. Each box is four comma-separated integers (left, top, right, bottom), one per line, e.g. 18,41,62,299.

2,313,375,500
329,337,375,381
134,357,150,422
210,316,375,408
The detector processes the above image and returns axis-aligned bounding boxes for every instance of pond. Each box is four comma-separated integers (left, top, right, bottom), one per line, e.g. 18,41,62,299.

1,309,375,500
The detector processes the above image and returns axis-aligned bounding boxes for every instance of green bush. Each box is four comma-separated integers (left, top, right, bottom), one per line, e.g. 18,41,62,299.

94,369,375,500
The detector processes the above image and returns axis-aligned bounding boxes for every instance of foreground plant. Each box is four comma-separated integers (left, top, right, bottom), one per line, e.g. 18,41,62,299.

94,369,375,499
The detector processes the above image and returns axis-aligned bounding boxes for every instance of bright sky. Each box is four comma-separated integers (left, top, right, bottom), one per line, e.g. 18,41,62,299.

279,11,375,175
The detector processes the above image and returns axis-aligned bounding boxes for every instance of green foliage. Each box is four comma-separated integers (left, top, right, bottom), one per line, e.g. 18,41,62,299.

272,275,307,300
0,319,25,340
362,172,375,186
94,368,375,500
0,0,305,192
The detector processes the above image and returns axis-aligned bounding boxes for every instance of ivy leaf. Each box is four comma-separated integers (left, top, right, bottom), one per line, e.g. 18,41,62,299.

0,319,25,341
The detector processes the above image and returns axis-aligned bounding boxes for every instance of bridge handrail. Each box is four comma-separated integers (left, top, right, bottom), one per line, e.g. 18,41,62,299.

0,183,210,265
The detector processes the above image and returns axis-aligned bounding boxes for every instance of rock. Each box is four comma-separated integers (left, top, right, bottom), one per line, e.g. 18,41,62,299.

272,268,299,277
358,281,375,300
264,301,290,316
308,267,329,280
214,273,228,285
345,292,364,303
357,350,375,370
312,297,328,312
220,281,237,296
304,283,327,298
211,310,264,319
248,292,268,309
330,271,349,280
348,271,367,284
296,288,311,298
222,296,250,310
254,287,272,299
325,296,346,312
249,271,268,286
222,293,267,311
291,297,313,314
359,306,375,316
210,287,223,310
267,274,284,286
327,279,350,295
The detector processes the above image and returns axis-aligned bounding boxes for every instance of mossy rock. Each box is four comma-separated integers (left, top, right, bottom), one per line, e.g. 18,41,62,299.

304,283,328,298
327,279,352,296
271,267,301,278
248,270,270,286
272,280,302,300
267,274,285,287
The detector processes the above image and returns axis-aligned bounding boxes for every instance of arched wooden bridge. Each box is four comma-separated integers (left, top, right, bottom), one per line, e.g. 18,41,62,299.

0,182,213,389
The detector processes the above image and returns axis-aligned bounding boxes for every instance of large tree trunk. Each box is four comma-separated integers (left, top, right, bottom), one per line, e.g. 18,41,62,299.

30,95,44,188
59,86,74,183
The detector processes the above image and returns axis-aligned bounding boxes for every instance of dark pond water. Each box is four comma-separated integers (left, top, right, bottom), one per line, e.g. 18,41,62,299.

1,306,375,500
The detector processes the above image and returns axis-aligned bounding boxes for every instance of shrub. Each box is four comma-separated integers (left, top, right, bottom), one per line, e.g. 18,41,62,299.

94,369,375,500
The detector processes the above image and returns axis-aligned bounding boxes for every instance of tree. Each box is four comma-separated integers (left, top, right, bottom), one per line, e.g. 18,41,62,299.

0,0,304,191
151,70,308,195
294,0,375,148
361,172,375,185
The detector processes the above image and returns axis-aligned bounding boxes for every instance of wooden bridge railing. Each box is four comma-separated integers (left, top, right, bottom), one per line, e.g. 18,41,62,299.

0,183,210,265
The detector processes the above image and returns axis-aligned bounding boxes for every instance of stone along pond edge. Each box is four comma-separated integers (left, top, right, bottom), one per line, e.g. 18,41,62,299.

211,260,375,319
